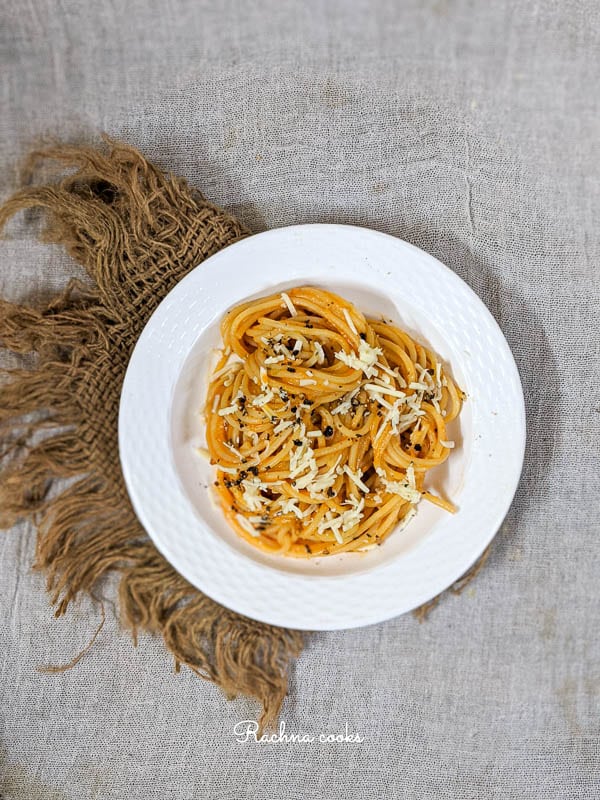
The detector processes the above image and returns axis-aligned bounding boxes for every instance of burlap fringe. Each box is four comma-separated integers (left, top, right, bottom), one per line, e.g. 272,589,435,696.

0,137,489,730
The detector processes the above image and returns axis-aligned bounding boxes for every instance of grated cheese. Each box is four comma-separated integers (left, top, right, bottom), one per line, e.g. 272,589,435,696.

395,507,417,532
440,439,455,448
281,292,297,316
211,394,221,413
252,389,275,407
236,514,260,537
317,495,365,540
224,441,242,459
299,379,317,386
273,418,294,435
313,341,326,364
211,361,242,381
375,361,399,379
334,340,382,379
342,464,370,494
272,341,295,359
279,497,304,519
218,404,239,416
343,308,358,335
293,339,303,353
264,355,285,365
240,476,268,511
376,466,421,504
364,383,407,400
331,387,360,415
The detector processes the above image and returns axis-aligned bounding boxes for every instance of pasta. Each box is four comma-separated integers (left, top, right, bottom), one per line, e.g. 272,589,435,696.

202,286,464,557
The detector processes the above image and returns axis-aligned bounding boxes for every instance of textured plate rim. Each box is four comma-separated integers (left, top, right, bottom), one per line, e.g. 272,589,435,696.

118,224,526,630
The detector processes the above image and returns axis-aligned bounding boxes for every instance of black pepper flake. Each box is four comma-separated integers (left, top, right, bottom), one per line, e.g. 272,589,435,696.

327,487,335,497
359,332,367,340
214,480,220,487
305,545,312,554
249,466,259,476
427,368,434,375
324,425,334,437
290,406,297,413
306,322,313,328
414,444,422,451
293,439,303,446
287,367,296,373
239,470,247,480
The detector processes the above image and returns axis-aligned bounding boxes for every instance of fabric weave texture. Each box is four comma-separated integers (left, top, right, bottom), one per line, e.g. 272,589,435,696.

1,1,598,798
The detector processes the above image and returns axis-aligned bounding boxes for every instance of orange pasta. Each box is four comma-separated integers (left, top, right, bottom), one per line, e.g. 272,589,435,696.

202,286,464,557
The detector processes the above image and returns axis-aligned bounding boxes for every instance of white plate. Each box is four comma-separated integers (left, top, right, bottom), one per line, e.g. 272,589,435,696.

119,224,525,630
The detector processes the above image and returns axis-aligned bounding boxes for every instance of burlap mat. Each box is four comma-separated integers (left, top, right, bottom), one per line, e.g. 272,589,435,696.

0,138,489,729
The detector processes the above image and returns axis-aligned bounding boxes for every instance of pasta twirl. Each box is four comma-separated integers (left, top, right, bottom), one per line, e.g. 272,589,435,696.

203,286,464,557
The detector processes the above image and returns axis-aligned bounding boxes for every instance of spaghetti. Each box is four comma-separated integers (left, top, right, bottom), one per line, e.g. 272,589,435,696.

202,286,464,557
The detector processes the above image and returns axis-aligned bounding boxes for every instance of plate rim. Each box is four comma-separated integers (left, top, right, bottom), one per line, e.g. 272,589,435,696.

119,223,526,630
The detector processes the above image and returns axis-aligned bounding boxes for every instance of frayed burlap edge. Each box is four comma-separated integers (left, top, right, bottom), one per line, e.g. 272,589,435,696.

0,136,490,730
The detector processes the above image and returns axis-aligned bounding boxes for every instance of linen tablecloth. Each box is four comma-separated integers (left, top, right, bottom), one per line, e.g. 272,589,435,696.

1,2,598,797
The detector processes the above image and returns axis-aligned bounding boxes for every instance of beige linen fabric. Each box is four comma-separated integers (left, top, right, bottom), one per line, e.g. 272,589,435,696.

1,1,598,797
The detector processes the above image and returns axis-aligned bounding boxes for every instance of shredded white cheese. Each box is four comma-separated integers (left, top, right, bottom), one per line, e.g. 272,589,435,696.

299,379,317,386
211,361,242,381
217,465,238,475
218,404,239,416
252,389,275,407
314,341,326,364
279,498,304,519
440,439,455,448
272,341,294,359
264,355,285,365
317,495,365,541
342,464,370,494
281,292,297,317
334,340,382,379
343,308,358,336
293,339,303,353
396,507,417,532
236,514,261,537
273,418,294,435
376,466,421,504
331,387,359,415
364,383,407,400
224,441,242,459
240,476,268,511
